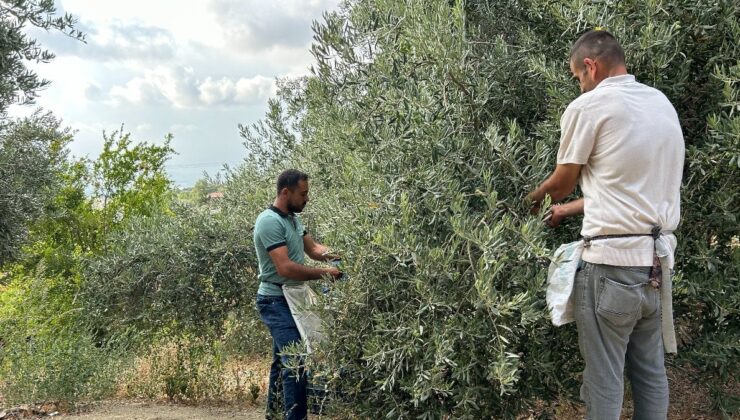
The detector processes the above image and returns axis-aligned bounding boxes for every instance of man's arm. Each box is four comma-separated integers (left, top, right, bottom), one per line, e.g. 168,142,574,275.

268,246,341,281
527,163,583,211
303,233,339,261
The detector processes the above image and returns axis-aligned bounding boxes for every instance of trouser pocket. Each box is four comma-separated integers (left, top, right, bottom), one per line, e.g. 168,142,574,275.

596,276,644,326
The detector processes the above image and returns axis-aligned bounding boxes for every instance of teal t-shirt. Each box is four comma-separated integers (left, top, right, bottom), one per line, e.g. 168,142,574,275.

253,207,307,296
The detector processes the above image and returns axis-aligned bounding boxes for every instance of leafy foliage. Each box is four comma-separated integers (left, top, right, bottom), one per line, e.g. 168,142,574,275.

0,112,72,265
0,0,84,111
0,267,123,405
228,0,739,417
91,128,174,231
82,203,259,339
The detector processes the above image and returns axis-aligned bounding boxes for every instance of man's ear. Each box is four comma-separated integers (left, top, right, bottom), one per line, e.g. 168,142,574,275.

584,57,600,78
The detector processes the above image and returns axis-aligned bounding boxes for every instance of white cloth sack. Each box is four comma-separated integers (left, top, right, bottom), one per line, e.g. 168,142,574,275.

546,240,584,326
282,283,325,354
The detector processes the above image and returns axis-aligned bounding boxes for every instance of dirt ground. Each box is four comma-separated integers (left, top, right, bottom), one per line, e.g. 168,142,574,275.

3,364,735,419
55,401,264,419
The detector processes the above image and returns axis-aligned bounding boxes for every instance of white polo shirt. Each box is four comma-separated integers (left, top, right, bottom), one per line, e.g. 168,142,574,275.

557,74,685,267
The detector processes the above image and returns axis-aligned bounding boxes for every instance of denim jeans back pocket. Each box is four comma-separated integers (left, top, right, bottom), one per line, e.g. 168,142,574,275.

596,276,643,326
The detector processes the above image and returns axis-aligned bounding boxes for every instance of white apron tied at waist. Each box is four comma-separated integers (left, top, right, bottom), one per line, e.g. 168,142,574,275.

655,235,677,353
546,230,677,354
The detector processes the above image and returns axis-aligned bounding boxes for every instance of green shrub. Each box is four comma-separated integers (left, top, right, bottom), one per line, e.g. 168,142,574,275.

81,202,265,342
0,327,122,406
0,272,122,406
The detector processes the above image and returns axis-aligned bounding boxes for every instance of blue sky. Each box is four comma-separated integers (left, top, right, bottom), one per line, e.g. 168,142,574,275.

9,0,341,187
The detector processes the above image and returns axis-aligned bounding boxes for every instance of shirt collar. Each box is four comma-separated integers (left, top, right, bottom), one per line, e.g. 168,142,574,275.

595,74,636,89
269,205,294,218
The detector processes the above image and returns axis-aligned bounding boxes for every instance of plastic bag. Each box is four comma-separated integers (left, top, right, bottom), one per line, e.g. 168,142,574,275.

282,283,326,354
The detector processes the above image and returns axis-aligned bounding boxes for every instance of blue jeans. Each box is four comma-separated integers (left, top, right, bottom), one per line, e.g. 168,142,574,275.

256,294,307,420
574,262,669,420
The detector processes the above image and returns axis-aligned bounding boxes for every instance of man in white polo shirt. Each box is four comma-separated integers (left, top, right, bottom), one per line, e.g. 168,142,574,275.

527,30,684,419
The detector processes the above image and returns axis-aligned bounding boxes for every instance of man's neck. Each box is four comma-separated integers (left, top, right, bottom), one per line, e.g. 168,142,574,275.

272,200,291,215
605,65,628,79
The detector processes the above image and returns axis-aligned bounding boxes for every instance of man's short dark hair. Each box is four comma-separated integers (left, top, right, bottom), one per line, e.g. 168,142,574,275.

276,169,309,195
570,29,625,70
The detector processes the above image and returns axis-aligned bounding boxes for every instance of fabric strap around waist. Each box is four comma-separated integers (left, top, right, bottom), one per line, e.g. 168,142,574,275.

582,225,672,248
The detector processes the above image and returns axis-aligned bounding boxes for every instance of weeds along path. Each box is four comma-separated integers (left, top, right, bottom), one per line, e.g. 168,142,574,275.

57,401,264,419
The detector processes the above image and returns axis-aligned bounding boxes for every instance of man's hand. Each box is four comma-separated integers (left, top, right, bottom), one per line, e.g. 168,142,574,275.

304,233,341,261
544,205,567,228
525,194,541,215
542,198,584,228
325,266,343,280
320,251,341,261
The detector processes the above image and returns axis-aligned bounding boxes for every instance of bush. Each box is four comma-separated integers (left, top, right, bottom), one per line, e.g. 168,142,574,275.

0,272,122,405
81,202,265,342
0,328,122,406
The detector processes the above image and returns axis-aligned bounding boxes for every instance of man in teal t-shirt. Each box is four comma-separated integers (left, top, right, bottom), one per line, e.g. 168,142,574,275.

254,169,341,420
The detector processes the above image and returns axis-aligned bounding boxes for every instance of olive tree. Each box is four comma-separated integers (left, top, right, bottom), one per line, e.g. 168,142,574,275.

233,0,738,417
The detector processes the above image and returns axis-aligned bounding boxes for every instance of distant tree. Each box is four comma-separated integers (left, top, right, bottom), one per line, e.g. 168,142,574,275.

0,1,83,264
0,111,72,265
180,175,223,204
91,128,175,237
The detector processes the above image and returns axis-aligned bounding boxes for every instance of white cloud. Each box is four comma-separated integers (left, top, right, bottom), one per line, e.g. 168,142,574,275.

198,77,236,105
90,22,176,61
208,0,341,52
108,66,199,108
198,75,275,105
109,67,275,108
109,74,167,106
235,76,276,103
38,20,176,63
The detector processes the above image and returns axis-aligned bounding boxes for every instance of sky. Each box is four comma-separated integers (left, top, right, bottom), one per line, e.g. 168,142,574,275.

9,0,342,187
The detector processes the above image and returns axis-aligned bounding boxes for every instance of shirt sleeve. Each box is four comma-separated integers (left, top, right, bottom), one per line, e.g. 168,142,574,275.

557,105,596,165
256,216,287,252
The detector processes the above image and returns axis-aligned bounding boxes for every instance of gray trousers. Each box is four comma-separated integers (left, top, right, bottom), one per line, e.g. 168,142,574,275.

574,262,669,420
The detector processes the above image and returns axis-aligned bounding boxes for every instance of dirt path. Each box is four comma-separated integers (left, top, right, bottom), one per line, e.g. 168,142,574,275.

56,401,264,420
